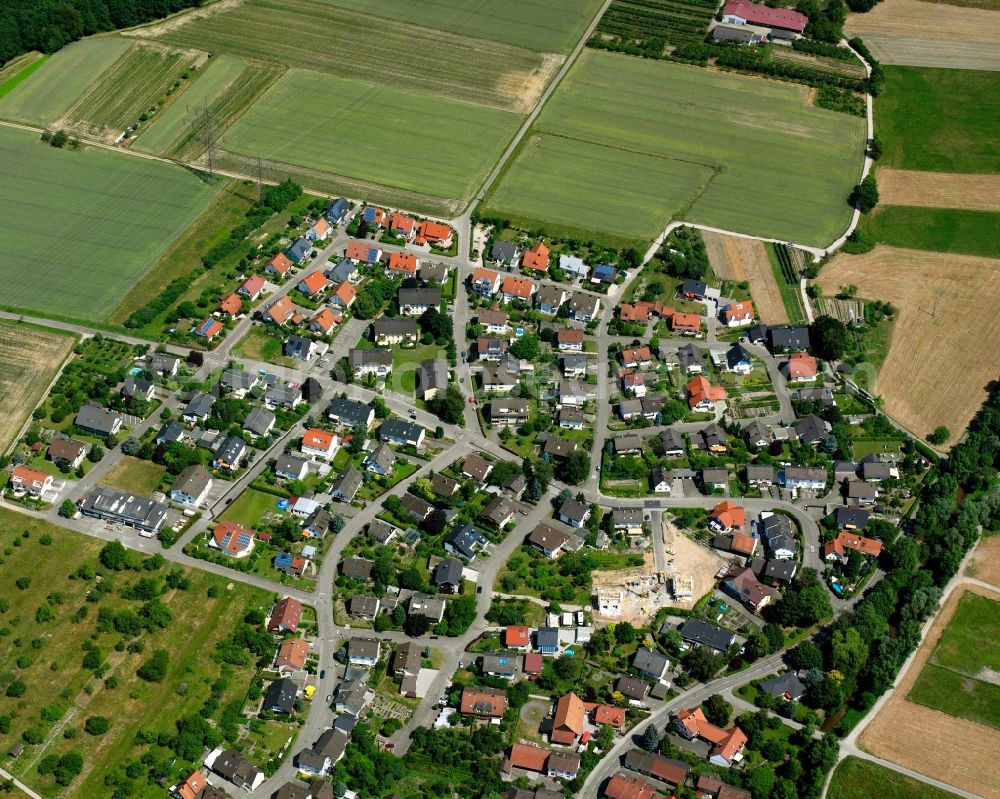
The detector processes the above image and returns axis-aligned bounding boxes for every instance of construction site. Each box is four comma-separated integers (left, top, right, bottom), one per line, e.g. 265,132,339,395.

592,518,726,625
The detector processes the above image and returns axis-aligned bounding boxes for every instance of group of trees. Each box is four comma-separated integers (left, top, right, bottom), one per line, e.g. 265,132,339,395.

659,226,709,281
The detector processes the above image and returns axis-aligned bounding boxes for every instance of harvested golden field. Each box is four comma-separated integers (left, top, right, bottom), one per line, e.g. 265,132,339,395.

703,231,788,324
859,584,1000,799
877,168,1000,210
845,0,1000,69
818,246,1000,445
0,321,76,454
967,535,1000,588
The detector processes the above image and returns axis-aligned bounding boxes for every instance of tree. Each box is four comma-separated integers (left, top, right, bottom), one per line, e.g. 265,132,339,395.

928,426,950,445
509,334,540,360
640,723,660,751
418,307,453,342
809,315,850,361
703,694,732,727
683,647,723,682
442,595,477,636
99,541,129,571
84,716,110,736
429,385,465,424
849,174,879,213
137,649,169,683
558,449,591,485
771,568,832,627
868,135,883,161
87,445,104,462
787,640,824,672
404,614,431,637
58,499,77,518
614,622,636,644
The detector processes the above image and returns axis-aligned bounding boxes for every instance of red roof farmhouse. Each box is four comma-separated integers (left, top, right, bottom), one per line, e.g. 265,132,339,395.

722,0,808,33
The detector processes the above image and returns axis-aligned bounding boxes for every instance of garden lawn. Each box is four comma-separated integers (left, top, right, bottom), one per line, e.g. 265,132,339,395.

101,456,166,495
134,54,247,155
861,206,1000,258
0,509,271,798
232,327,292,366
828,757,964,799
392,343,445,395
875,66,1000,173
0,37,132,126
908,592,1000,729
0,126,218,321
318,0,605,52
222,69,522,203
485,50,866,247
220,488,282,528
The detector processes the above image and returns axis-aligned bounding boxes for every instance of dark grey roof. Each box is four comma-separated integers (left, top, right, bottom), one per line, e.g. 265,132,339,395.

632,646,669,679
536,627,559,648
327,398,373,427
275,453,310,479
659,428,685,452
417,359,449,397
80,486,168,532
759,672,807,699
365,442,395,473
398,287,441,307
171,464,211,498
286,237,311,263
559,498,589,523
679,618,735,652
183,392,215,419
764,560,797,582
795,413,830,443
264,678,297,713
75,404,122,435
331,467,363,500
445,524,486,559
371,317,418,337
681,278,707,296
156,419,185,443
380,418,424,444
243,406,276,436
342,556,374,580
835,506,869,529
769,325,810,352
713,23,758,42
284,335,313,360
491,240,518,262
726,343,752,370
327,258,357,283
434,558,464,588
677,343,705,371
349,348,393,369
214,435,245,466
221,368,258,392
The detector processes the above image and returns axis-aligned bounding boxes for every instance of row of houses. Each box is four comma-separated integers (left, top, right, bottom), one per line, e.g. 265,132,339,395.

470,267,601,321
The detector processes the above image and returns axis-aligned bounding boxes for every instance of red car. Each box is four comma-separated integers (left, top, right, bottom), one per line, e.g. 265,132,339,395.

468,397,474,404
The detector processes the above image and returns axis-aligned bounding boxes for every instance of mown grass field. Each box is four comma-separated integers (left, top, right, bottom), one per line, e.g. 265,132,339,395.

862,206,1000,257
875,66,1000,173
101,456,167,495
0,37,131,126
153,0,556,113
908,592,1000,729
0,53,49,101
485,50,866,246
0,322,76,455
0,510,272,798
320,0,605,52
134,54,247,154
222,69,523,201
64,42,197,141
827,757,964,799
486,133,715,246
0,126,219,321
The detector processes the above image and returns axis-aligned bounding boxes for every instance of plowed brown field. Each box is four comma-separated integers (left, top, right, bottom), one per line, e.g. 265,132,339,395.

859,584,1000,799
818,246,1000,445
877,169,1000,210
702,232,788,324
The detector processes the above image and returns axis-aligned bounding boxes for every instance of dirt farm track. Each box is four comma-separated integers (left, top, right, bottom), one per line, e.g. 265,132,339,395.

818,246,1000,446
844,0,1000,70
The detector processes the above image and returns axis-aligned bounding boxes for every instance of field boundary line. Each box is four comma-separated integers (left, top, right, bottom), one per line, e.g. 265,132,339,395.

537,129,721,171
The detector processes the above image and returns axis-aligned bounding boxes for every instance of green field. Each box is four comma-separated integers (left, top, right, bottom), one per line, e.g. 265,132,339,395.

223,69,523,201
876,67,1000,173
485,50,866,246
135,54,247,154
828,757,963,799
0,37,132,126
155,0,552,112
391,343,446,395
862,206,1000,258
320,0,605,52
220,488,282,528
908,592,1000,730
0,509,271,799
65,42,196,141
0,54,49,101
0,126,219,321
487,133,715,245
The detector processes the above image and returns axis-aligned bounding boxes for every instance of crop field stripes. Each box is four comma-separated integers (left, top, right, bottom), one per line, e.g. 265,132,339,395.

61,42,200,142
166,61,285,161
151,0,557,113
593,0,719,47
0,53,49,101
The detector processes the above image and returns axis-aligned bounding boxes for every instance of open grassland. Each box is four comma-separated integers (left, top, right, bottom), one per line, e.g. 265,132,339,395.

62,42,199,142
319,0,605,52
167,61,284,161
223,69,523,202
108,179,256,326
908,592,1000,729
483,133,716,247
828,757,965,799
844,0,1000,70
877,168,1000,211
862,206,1000,257
702,232,788,324
149,0,559,113
134,54,247,154
0,37,132,127
876,66,1000,172
858,585,1000,799
0,322,76,454
0,510,272,799
486,51,865,246
967,535,1000,589
818,246,1000,445
101,456,167,496
0,126,219,322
